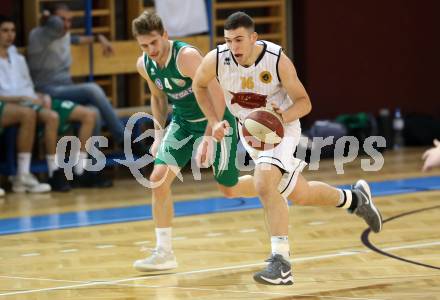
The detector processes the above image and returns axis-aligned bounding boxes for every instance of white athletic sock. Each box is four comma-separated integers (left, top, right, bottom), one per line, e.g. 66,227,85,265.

156,227,172,252
17,153,31,175
271,236,290,260
74,152,88,175
336,189,353,209
46,155,59,177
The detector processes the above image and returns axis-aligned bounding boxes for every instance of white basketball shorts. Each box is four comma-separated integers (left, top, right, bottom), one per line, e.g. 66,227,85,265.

238,119,307,199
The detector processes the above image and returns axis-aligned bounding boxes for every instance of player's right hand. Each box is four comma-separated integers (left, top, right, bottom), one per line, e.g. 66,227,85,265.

422,139,440,172
196,137,215,168
212,120,230,141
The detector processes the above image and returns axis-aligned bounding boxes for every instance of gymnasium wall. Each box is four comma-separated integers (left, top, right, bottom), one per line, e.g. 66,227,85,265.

292,0,440,122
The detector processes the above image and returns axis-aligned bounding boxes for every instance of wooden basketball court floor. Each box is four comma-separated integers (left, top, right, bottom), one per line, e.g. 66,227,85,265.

1,148,439,299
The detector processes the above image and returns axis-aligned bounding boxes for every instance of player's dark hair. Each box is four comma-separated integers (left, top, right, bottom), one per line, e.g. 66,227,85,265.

224,11,254,31
132,11,164,37
0,15,14,27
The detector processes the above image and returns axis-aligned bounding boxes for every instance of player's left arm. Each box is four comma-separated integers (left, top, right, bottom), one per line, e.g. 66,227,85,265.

178,47,226,135
275,52,312,123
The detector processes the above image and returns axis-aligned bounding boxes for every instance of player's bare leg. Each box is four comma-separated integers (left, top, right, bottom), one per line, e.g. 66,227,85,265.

68,106,96,177
150,164,179,228
1,104,36,153
290,174,382,233
3,105,51,193
289,175,340,206
68,106,96,152
252,163,293,285
38,109,59,177
133,164,180,271
217,174,256,198
254,164,288,236
216,169,382,233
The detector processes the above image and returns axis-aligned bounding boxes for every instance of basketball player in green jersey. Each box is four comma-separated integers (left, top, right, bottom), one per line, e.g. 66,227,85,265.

131,11,256,271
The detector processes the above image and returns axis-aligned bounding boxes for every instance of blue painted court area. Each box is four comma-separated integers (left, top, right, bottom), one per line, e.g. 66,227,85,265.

1,176,439,236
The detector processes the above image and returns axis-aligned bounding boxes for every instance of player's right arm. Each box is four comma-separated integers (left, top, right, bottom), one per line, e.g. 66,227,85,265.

193,50,229,141
137,56,168,153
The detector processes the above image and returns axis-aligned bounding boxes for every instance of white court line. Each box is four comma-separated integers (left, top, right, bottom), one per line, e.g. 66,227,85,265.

133,241,150,245
95,245,115,249
0,275,85,284
308,221,326,226
239,228,257,233
382,241,440,251
205,232,224,237
60,249,78,253
338,250,363,255
0,240,438,297
21,253,40,257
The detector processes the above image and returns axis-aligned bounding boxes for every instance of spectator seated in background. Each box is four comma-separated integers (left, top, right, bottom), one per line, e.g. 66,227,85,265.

0,101,51,194
27,3,125,147
0,15,111,191
422,139,440,172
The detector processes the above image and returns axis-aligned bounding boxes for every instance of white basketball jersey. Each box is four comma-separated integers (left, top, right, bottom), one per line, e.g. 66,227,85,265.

216,40,294,123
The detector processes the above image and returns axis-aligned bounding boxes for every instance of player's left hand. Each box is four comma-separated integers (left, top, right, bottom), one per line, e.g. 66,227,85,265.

422,139,440,172
270,103,285,122
196,136,215,168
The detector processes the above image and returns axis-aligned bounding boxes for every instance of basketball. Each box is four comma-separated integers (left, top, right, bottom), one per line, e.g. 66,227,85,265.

242,108,284,151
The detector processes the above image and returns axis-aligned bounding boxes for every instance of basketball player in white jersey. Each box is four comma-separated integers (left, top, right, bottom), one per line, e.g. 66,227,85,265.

193,12,383,285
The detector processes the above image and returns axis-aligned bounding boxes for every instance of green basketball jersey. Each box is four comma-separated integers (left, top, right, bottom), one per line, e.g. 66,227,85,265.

144,40,205,121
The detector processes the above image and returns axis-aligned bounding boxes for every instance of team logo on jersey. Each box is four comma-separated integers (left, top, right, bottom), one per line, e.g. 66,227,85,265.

229,91,267,109
171,78,186,87
155,78,163,90
169,87,193,99
150,68,156,75
259,71,272,84
224,57,231,65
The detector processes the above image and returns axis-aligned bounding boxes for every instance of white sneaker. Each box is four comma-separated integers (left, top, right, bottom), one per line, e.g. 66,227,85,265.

10,173,51,193
133,247,178,271
0,187,4,197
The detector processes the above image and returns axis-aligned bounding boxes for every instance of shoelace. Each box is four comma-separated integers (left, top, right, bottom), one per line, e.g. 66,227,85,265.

264,256,281,272
140,246,170,258
140,246,155,253
265,256,276,263
352,184,370,205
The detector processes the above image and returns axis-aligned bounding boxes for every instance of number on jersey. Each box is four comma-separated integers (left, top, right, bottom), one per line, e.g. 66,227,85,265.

240,77,254,89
